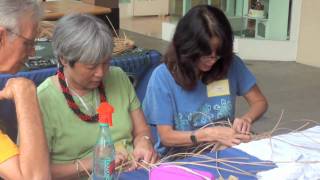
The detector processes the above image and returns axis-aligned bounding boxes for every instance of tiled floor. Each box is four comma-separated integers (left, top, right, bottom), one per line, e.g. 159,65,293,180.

120,16,164,39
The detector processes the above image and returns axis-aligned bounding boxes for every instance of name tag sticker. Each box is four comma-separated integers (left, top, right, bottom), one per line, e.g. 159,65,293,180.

207,79,230,97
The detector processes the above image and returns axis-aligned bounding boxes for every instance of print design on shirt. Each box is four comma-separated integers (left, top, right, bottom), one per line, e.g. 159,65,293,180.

174,98,232,131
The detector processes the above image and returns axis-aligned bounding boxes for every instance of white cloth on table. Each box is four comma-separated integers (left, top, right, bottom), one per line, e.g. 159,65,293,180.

234,126,320,180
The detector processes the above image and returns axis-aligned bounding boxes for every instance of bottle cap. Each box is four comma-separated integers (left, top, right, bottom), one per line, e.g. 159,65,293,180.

97,102,114,126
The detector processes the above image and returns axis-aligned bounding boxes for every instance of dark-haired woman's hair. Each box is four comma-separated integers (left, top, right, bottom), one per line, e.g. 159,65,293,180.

164,5,234,90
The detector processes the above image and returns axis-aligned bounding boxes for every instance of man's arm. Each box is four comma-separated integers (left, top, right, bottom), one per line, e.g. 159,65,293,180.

0,78,51,179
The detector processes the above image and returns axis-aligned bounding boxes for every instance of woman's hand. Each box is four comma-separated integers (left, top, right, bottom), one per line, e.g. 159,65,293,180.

115,151,129,167
79,153,129,174
204,126,251,146
232,117,252,134
129,136,158,171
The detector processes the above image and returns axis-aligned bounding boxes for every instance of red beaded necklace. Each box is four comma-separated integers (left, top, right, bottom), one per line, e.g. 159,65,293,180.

57,67,107,122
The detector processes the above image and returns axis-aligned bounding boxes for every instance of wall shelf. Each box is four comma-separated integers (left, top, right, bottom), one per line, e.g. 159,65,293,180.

243,0,290,40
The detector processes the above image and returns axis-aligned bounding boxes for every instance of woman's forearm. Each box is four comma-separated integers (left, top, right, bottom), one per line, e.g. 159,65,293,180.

131,108,153,146
157,126,215,147
51,159,91,180
242,85,268,123
242,99,268,123
51,162,79,180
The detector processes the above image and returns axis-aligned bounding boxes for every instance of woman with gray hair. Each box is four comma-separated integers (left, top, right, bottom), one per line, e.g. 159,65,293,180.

37,13,157,179
0,0,50,179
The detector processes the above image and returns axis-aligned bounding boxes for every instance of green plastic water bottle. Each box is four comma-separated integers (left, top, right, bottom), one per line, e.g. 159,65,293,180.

92,102,116,180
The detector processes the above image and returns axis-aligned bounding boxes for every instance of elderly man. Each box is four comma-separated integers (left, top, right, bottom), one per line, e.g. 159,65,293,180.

0,0,50,179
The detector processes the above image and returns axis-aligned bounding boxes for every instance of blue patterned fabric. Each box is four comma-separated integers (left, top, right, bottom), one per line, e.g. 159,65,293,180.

143,55,256,155
119,148,277,180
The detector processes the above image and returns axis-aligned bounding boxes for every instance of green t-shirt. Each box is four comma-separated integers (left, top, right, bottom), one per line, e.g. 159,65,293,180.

37,67,140,164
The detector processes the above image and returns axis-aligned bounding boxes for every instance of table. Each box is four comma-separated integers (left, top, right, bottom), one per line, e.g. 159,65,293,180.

235,125,320,179
119,126,320,179
119,148,276,180
42,0,111,21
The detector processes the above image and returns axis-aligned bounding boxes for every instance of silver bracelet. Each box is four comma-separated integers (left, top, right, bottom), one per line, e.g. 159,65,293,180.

142,135,151,141
135,135,152,144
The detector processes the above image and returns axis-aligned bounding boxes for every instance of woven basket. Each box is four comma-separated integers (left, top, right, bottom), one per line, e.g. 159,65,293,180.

37,21,135,55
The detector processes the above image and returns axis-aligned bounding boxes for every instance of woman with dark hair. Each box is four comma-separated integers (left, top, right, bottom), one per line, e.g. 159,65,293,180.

143,5,268,155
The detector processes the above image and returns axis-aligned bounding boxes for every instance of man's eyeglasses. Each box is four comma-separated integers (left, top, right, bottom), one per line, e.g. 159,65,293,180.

6,28,36,50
